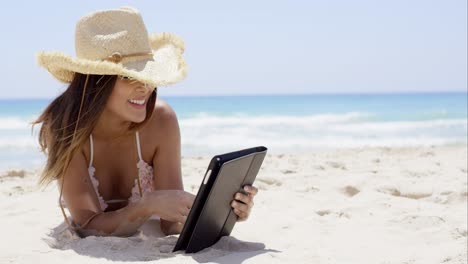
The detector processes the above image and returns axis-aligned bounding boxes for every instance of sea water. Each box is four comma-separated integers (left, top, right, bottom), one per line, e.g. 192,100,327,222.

0,92,466,171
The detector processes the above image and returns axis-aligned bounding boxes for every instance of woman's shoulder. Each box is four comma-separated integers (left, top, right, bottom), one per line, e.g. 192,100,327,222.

140,98,180,146
152,98,178,123
150,98,178,130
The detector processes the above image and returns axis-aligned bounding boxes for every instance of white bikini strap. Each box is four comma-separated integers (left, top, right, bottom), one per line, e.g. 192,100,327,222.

89,134,94,167
134,131,144,197
135,131,143,161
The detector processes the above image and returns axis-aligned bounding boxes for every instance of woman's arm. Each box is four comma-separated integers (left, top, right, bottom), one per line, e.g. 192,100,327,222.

150,100,190,236
76,199,152,237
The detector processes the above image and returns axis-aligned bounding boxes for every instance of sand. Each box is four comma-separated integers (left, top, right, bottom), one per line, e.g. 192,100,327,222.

1,145,466,264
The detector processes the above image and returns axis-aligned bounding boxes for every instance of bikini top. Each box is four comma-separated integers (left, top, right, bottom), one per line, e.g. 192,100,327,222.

59,131,155,212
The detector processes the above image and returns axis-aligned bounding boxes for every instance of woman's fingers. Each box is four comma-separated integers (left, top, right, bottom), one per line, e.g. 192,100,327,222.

231,186,258,222
234,208,248,221
243,185,258,197
181,191,195,207
231,200,251,214
182,206,191,217
175,212,188,224
234,192,254,207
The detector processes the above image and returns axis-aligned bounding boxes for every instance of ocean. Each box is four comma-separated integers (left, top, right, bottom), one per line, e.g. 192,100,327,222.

0,92,466,171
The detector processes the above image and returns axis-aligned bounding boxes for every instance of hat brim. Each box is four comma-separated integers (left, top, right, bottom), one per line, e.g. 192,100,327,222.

36,33,187,87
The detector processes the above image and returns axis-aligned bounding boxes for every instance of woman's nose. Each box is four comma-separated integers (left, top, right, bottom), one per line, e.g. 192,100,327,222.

136,83,150,93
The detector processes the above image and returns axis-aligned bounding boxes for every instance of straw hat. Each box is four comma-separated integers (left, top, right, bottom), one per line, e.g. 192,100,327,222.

37,6,187,87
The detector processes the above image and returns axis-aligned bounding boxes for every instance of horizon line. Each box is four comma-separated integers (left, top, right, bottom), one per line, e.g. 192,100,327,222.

0,90,466,100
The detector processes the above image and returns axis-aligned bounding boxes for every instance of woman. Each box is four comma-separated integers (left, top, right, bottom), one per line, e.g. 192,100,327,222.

33,6,258,238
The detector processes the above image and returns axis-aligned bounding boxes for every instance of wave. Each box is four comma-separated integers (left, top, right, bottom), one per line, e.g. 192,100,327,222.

0,113,466,157
180,112,375,126
178,113,467,155
0,116,39,130
179,113,466,135
0,137,40,151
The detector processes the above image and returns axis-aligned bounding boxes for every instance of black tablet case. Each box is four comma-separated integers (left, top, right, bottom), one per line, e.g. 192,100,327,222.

173,146,267,253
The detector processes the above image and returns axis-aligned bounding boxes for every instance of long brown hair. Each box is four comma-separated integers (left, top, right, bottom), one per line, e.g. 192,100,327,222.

32,73,157,187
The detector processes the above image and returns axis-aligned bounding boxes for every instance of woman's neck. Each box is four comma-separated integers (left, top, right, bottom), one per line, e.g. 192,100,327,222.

92,109,132,142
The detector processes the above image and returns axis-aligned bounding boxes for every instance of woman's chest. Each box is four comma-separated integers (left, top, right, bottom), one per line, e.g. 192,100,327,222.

83,126,158,200
86,137,155,200
91,152,140,200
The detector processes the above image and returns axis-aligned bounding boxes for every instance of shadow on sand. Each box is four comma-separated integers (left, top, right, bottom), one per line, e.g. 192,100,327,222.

42,220,280,263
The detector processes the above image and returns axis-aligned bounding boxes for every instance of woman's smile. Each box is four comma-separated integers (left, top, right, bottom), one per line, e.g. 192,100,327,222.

128,98,147,109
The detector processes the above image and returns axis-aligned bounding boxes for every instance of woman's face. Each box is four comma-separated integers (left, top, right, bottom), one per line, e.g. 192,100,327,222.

105,76,152,123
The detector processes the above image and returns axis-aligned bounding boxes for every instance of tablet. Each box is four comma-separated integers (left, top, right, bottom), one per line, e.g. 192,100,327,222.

173,146,268,253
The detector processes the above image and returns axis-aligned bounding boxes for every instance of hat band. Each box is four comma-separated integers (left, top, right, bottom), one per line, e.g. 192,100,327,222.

104,51,154,63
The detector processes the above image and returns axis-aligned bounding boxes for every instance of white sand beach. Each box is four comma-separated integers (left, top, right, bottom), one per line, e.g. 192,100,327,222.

1,145,466,264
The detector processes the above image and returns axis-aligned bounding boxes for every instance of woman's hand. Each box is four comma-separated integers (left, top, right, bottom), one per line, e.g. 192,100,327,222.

142,190,195,224
231,185,259,222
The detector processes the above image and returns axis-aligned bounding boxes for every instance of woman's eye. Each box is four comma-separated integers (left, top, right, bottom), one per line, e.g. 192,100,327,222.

118,76,141,86
119,75,131,80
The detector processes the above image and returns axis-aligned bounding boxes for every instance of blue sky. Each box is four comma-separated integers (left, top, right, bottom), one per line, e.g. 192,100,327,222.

0,0,466,98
